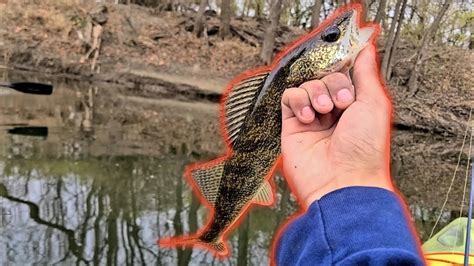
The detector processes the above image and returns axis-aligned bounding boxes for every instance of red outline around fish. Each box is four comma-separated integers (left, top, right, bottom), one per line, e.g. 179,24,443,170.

157,2,411,263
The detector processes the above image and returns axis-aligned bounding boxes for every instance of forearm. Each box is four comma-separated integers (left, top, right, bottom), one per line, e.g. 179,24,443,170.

275,186,424,265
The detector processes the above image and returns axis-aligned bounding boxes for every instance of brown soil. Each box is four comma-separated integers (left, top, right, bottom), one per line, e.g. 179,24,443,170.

0,2,473,212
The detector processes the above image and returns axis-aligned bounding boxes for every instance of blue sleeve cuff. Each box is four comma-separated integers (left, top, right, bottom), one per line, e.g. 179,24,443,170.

275,186,424,265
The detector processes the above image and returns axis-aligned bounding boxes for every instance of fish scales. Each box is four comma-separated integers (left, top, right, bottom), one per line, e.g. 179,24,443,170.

159,3,378,256
201,74,288,243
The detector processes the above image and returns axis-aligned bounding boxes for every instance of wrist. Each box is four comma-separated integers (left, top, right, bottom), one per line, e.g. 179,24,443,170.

302,172,393,209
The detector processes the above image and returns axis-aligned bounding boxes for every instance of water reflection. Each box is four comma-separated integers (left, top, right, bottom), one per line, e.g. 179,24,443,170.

0,147,300,265
0,71,465,265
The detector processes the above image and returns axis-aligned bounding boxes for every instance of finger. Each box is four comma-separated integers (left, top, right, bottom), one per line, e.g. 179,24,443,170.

299,80,334,115
353,44,386,103
321,72,354,110
317,108,342,130
281,87,315,124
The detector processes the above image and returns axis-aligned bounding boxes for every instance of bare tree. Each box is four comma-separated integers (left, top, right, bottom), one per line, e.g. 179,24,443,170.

242,0,251,16
260,0,284,64
407,0,453,93
310,0,323,29
360,0,369,21
236,215,250,266
385,0,408,79
381,0,403,79
220,0,232,39
374,0,387,23
194,0,207,38
255,0,264,18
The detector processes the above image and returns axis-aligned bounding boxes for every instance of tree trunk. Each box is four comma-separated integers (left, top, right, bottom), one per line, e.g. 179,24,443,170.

360,0,369,21
310,0,322,29
293,1,303,27
194,0,207,38
255,0,264,18
374,0,387,23
259,0,283,64
236,215,250,266
242,0,250,17
386,0,408,80
219,0,232,39
381,0,403,79
407,0,453,93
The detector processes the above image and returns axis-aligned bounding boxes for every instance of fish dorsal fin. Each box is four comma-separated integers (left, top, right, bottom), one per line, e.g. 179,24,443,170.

224,72,269,145
251,180,274,206
191,161,225,206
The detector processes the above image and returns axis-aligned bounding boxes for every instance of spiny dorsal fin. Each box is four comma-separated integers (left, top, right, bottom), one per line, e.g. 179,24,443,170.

191,161,224,206
224,72,268,145
251,180,274,206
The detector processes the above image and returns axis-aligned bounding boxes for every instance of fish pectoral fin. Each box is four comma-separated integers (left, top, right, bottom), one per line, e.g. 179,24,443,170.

190,161,225,206
223,71,269,146
251,180,274,206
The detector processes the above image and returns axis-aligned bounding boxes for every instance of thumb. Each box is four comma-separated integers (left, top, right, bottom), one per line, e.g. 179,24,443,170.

353,44,386,103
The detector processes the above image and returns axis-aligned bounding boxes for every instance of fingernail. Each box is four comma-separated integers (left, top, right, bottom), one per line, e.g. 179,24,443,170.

300,106,313,119
317,94,331,106
337,88,352,102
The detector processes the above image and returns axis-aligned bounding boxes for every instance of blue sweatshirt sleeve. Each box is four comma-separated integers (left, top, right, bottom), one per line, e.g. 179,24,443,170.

275,186,424,265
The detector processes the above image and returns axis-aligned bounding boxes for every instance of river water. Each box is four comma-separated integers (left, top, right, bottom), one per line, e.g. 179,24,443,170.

0,72,460,265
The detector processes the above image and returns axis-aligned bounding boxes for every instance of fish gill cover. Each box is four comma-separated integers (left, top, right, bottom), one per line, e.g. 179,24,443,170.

159,2,379,259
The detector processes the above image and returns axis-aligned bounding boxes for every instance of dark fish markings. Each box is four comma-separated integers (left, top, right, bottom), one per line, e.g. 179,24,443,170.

159,3,377,256
199,74,289,245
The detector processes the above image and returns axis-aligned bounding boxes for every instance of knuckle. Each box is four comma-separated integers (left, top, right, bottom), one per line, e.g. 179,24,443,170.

323,72,347,83
300,79,325,92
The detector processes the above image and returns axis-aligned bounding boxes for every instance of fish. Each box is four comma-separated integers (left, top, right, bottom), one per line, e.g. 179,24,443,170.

159,3,378,257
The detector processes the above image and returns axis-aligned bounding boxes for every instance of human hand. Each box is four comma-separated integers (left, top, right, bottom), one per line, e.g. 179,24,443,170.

281,44,394,208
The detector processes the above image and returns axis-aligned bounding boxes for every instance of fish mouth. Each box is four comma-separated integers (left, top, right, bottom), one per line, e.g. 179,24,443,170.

336,9,374,76
350,9,375,56
348,9,374,47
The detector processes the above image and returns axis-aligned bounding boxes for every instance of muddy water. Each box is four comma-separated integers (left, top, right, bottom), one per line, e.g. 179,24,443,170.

0,72,462,265
0,73,299,265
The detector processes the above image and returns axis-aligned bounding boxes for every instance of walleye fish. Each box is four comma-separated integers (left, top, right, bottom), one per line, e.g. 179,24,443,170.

160,3,377,256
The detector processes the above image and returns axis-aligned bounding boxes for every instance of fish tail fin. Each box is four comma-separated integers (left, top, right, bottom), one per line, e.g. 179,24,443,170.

208,239,227,255
159,236,229,256
200,238,229,256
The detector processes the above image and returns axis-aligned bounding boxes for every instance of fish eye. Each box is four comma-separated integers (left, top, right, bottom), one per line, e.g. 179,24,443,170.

322,26,341,42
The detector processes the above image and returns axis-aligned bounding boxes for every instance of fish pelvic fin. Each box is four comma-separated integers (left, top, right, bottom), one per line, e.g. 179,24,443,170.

188,159,225,207
158,236,230,257
251,180,275,206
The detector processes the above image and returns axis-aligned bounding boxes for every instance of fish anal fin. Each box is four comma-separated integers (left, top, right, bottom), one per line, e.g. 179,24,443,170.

223,72,269,146
251,180,274,206
190,161,225,207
